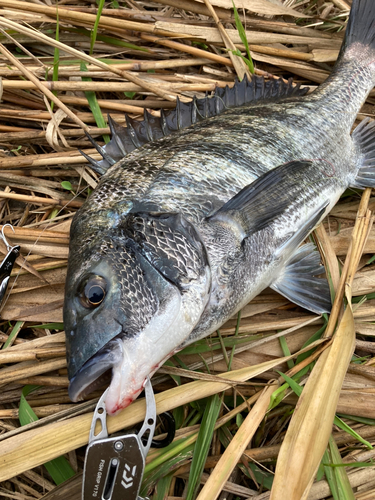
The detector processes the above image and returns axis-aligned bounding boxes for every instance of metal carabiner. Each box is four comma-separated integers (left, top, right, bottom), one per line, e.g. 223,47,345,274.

82,377,156,500
0,225,20,307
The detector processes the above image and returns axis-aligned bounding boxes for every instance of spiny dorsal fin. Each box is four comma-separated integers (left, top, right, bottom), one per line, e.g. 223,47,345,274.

83,75,308,175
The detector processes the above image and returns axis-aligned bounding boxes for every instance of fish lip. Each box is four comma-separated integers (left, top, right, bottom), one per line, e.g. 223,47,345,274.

68,339,122,402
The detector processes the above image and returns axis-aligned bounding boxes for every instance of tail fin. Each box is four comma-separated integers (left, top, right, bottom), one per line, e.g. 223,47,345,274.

339,0,375,58
318,0,375,114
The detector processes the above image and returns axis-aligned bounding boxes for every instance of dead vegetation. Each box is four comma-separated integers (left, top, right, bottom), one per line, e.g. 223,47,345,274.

1,0,375,498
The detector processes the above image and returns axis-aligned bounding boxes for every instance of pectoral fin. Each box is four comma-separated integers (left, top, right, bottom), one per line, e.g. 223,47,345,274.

271,243,331,314
208,160,313,237
274,203,329,258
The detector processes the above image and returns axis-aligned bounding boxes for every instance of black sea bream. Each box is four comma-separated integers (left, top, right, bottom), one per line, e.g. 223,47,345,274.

64,0,375,415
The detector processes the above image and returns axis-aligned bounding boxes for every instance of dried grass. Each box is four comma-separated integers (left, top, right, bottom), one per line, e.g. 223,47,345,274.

0,0,375,499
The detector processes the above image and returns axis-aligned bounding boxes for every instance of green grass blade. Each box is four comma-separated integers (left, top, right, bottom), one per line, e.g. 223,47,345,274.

19,386,75,485
277,371,303,397
90,0,105,55
144,436,197,475
94,33,147,51
2,321,24,349
295,321,327,365
173,405,185,429
29,323,64,329
323,436,355,500
151,472,175,500
322,448,339,499
333,415,373,449
324,461,374,468
80,62,109,143
67,26,147,52
279,336,294,369
178,333,262,355
337,413,375,426
277,374,372,449
163,359,181,386
269,382,289,410
239,462,274,490
141,445,194,498
186,394,222,500
232,1,254,73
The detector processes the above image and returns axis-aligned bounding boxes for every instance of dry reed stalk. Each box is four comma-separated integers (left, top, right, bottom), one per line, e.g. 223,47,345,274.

0,192,83,208
150,0,233,19
0,346,65,363
0,404,76,419
0,358,67,386
257,467,375,500
1,226,69,241
0,150,100,168
14,376,69,387
0,57,213,76
201,0,250,81
314,224,341,291
0,80,228,92
58,96,150,115
248,44,314,62
140,33,233,67
0,0,184,37
0,43,87,131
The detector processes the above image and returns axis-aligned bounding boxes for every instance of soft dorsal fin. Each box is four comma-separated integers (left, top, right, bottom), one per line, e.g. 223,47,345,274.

82,75,308,175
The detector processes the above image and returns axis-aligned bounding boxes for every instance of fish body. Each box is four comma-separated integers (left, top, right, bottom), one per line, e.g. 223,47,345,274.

64,0,375,414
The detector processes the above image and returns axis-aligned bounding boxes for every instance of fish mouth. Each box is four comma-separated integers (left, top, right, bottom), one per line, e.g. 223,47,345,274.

68,339,122,403
68,335,162,415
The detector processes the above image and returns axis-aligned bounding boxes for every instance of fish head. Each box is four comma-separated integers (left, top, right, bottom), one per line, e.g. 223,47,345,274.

64,211,211,415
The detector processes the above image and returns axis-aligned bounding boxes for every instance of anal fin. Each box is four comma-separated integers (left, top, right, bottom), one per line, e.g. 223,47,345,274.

271,243,332,314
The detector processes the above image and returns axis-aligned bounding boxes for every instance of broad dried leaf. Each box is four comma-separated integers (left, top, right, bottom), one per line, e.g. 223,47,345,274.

270,306,355,499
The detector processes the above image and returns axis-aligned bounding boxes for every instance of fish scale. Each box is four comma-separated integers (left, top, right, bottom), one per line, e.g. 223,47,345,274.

65,0,375,415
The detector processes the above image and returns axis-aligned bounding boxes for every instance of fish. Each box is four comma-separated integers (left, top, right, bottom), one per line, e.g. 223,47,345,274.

64,0,375,415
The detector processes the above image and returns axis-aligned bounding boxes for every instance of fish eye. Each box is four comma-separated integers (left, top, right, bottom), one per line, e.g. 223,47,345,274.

79,276,107,308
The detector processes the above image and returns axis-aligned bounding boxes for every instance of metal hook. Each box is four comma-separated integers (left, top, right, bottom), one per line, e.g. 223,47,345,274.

0,225,20,309
0,224,16,252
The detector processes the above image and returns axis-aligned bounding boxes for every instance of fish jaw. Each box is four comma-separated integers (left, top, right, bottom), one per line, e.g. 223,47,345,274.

104,289,181,415
105,338,171,415
105,268,211,415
